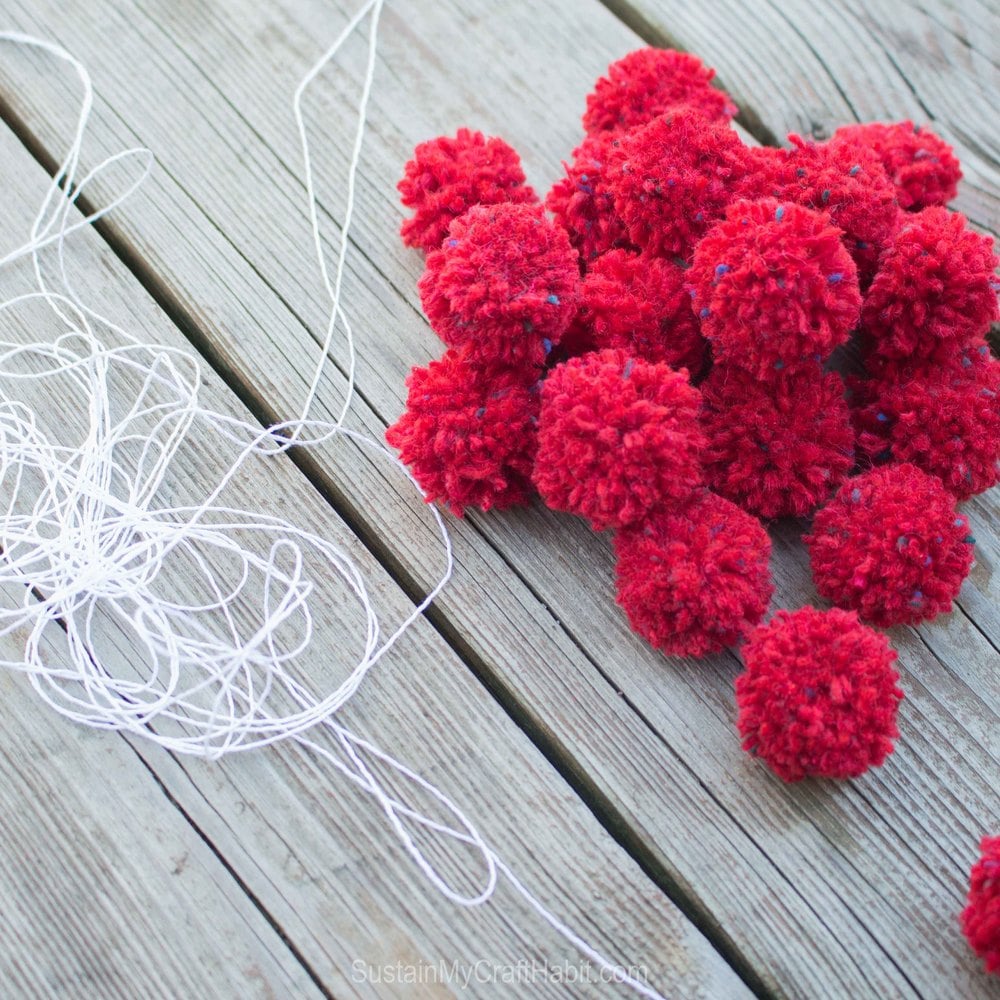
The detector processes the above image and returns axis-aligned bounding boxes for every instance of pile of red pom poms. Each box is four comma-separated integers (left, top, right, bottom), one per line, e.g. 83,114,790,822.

388,48,998,961
390,42,998,963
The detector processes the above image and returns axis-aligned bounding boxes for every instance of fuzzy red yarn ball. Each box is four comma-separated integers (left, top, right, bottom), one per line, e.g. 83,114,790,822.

398,128,537,252
852,342,1000,500
690,199,861,378
579,249,706,370
962,836,1000,975
385,347,539,516
735,607,902,781
607,109,753,259
546,131,633,263
760,135,900,281
861,207,999,362
533,349,705,530
831,121,961,211
614,491,773,657
805,463,975,627
701,363,854,518
419,203,581,369
583,47,738,135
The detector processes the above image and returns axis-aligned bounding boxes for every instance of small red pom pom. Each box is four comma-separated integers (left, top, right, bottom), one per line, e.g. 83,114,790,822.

701,363,854,518
534,349,705,530
852,342,1000,501
614,491,773,657
385,347,539,516
398,129,537,251
546,131,633,263
583,47,738,135
419,203,581,369
735,607,902,781
861,207,999,362
579,249,706,370
607,109,753,259
962,835,1000,975
764,135,899,281
830,121,961,211
805,463,975,627
690,199,861,378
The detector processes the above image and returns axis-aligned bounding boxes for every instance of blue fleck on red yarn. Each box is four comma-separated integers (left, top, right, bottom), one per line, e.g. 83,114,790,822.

533,348,705,531
736,606,902,781
805,463,975,627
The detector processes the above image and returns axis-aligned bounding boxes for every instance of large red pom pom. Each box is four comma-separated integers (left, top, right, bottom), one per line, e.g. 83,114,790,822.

385,347,539,516
607,109,753,259
830,121,961,211
583,47,738,135
764,135,899,281
701,363,854,518
861,207,999,362
852,342,1000,500
735,607,902,781
398,129,537,252
546,131,633,263
578,249,706,370
962,835,1000,975
533,349,705,530
419,203,581,368
690,199,861,378
614,491,773,657
805,463,975,627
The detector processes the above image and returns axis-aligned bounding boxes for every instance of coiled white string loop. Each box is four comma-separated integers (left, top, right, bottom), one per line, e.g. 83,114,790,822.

0,11,664,997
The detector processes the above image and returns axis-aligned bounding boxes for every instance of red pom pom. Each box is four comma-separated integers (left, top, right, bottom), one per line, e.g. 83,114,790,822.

962,835,1000,975
607,109,753,259
419,203,581,368
533,349,705,530
579,249,706,370
701,363,854,518
398,129,537,252
830,121,961,211
852,342,1000,500
805,463,975,627
583,47,738,134
385,347,539,516
614,491,773,656
690,199,861,378
735,607,902,781
546,131,633,263
763,135,899,281
861,207,999,362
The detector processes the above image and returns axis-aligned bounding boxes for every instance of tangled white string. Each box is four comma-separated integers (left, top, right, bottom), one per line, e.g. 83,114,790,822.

0,7,663,997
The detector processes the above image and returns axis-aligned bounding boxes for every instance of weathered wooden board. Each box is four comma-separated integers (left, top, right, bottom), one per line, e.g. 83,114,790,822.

0,0,995,997
604,0,1000,234
0,123,744,996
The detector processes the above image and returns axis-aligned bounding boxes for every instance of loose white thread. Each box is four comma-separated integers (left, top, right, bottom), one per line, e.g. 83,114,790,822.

0,10,665,998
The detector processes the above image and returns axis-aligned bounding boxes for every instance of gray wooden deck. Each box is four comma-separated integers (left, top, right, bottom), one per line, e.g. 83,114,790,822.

0,1,996,997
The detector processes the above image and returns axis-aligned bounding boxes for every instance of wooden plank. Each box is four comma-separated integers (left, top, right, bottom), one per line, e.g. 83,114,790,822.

0,122,745,995
0,590,322,1000
603,0,1000,234
0,0,995,996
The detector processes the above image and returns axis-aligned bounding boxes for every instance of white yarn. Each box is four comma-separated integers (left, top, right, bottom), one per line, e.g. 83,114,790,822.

0,9,665,998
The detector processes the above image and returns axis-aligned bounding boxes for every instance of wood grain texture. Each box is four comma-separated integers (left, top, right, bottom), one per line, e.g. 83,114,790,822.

604,0,1000,235
0,0,995,997
0,122,743,997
